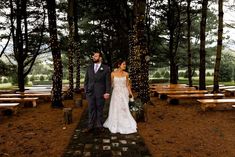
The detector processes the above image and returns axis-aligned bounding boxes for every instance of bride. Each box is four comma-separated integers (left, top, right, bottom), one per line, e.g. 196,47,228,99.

103,59,137,134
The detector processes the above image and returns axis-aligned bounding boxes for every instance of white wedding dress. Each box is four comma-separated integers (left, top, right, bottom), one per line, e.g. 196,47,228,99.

103,76,137,134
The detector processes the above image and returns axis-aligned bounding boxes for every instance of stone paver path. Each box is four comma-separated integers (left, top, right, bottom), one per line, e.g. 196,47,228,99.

63,102,151,157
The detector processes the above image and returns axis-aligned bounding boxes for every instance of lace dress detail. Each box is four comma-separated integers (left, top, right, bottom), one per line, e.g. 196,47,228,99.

103,76,137,134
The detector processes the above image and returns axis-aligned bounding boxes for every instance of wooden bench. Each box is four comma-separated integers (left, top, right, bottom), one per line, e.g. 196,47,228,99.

151,86,196,90
0,103,20,114
0,90,16,94
0,97,38,107
151,87,196,97
219,86,235,91
157,90,208,99
224,89,235,97
197,99,235,111
167,93,224,104
0,93,51,98
206,85,224,91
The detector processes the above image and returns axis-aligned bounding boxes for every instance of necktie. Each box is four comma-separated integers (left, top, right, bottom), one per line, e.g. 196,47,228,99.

94,64,99,73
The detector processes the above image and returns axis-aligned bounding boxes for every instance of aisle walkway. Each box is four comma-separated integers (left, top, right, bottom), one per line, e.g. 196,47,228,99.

63,102,151,157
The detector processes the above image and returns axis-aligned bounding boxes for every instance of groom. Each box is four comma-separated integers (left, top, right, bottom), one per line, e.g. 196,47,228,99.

83,51,111,133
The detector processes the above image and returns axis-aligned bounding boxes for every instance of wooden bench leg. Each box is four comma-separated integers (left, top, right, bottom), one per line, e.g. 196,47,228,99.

153,91,158,97
32,101,37,107
201,104,216,111
13,107,19,115
167,98,179,104
159,94,167,99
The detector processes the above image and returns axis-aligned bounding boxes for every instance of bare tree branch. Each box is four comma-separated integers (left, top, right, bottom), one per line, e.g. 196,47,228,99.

0,33,11,58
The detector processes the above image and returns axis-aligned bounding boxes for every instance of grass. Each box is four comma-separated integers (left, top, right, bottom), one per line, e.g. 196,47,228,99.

1,77,234,90
0,83,14,89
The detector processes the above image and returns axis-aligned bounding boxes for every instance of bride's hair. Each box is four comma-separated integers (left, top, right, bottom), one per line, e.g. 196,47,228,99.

114,59,126,68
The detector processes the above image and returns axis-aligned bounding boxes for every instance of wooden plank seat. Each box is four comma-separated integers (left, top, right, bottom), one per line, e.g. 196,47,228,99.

0,90,16,94
151,86,196,91
0,103,20,114
151,87,196,97
224,89,235,97
206,85,224,91
0,97,38,107
219,86,235,91
197,99,235,111
157,90,208,99
150,84,187,90
151,84,189,90
0,93,51,98
167,93,224,104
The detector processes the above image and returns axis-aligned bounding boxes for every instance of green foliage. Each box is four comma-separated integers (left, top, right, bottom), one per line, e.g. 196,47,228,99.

30,75,35,82
206,72,211,76
219,52,235,82
178,71,184,77
184,71,188,78
153,71,161,78
164,71,170,78
9,73,17,85
161,71,165,76
234,69,235,82
193,72,198,77
40,75,45,81
219,63,232,82
3,78,8,83
25,76,29,85
0,60,16,77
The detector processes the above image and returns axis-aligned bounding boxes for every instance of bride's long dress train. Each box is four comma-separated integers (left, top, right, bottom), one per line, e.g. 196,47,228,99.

103,77,137,134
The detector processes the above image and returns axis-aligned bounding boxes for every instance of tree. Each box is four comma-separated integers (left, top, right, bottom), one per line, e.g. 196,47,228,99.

7,0,46,91
187,0,193,86
66,0,75,99
0,60,15,77
199,0,208,90
213,0,223,93
167,0,180,84
46,0,64,108
131,0,150,104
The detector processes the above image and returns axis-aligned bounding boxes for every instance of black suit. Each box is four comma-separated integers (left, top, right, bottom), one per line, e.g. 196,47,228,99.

84,63,111,128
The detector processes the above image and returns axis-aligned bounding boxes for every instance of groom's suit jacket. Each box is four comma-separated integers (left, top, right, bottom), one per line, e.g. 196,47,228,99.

84,63,111,98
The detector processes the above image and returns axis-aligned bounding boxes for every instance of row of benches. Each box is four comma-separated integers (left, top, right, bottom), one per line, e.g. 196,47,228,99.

0,93,52,115
150,84,235,111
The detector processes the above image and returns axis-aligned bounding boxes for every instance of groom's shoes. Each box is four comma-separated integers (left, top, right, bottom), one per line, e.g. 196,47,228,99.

81,128,93,133
97,127,105,133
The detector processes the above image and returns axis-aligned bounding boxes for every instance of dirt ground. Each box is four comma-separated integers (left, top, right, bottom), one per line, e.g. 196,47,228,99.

1,95,235,157
0,95,86,157
138,97,235,157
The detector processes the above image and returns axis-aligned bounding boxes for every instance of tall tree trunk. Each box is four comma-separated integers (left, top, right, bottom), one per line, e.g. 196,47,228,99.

187,0,192,87
168,0,178,84
16,0,25,92
132,0,150,104
10,0,44,92
66,0,75,99
46,0,63,108
213,0,223,93
199,0,208,90
128,30,139,92
74,0,81,93
129,0,140,93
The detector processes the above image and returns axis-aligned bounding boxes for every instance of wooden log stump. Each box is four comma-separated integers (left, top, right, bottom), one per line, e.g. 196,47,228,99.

81,92,86,99
74,98,83,108
143,103,148,122
63,108,73,124
131,111,138,121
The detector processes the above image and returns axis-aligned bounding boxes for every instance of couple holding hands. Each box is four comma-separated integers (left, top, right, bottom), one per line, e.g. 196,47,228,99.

83,51,137,134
